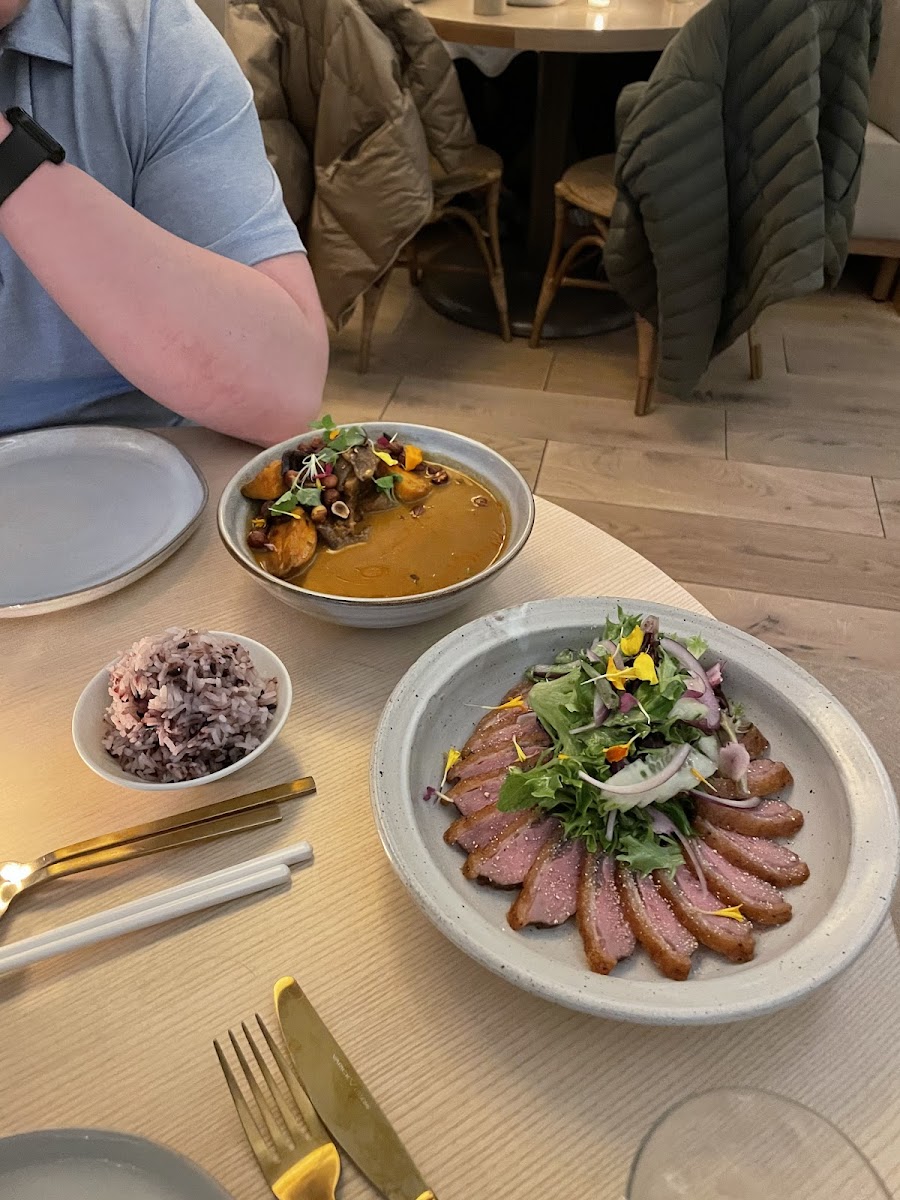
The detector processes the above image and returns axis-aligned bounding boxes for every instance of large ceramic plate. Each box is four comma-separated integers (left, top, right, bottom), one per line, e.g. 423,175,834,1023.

0,426,207,617
0,1129,231,1199
371,598,900,1025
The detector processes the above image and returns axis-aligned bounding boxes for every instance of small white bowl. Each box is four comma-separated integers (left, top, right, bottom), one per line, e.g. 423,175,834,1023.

72,632,292,791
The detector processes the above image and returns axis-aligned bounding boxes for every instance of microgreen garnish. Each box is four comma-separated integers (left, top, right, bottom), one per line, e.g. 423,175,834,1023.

269,481,322,516
374,474,401,499
310,414,366,453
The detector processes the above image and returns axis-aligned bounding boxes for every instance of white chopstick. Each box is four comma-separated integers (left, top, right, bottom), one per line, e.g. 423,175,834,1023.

0,840,313,976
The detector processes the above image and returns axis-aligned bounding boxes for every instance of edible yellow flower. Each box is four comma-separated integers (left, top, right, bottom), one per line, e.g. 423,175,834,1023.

605,742,632,764
373,448,399,467
604,651,658,690
513,737,528,763
709,905,746,923
558,754,570,761
619,626,644,657
632,652,658,684
480,697,527,712
440,747,461,788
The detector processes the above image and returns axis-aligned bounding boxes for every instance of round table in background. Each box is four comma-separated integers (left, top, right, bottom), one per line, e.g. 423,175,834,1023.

419,0,708,337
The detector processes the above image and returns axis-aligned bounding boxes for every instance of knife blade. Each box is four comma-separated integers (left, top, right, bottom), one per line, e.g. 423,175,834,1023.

274,976,436,1200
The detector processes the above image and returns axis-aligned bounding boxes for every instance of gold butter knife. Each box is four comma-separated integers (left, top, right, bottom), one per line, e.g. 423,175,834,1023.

275,976,436,1200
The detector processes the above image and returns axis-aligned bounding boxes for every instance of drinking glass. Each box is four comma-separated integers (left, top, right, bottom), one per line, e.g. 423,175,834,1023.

627,1089,890,1200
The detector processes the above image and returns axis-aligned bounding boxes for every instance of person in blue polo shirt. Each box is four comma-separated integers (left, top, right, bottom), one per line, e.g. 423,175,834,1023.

0,0,328,442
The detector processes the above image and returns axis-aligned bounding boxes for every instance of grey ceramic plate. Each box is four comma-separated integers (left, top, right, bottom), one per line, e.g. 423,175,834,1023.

0,1129,232,1199
0,426,207,617
371,598,900,1025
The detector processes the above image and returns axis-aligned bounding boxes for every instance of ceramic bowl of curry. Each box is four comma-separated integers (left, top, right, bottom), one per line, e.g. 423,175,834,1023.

217,422,535,628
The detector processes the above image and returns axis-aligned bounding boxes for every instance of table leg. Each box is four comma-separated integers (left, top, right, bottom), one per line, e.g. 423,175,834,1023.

419,50,631,340
527,52,578,263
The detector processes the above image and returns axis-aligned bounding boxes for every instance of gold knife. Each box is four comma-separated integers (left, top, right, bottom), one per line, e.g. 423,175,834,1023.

274,976,437,1200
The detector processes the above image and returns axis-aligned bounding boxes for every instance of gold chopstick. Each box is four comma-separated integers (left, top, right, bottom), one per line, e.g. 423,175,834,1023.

49,777,316,867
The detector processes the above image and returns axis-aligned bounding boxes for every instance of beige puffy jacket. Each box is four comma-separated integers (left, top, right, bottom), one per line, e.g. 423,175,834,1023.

225,0,475,327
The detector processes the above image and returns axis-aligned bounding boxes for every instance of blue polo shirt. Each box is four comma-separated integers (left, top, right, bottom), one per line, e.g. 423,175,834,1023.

0,0,304,434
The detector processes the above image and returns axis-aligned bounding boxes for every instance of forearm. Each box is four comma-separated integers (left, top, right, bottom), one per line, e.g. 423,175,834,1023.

0,115,328,445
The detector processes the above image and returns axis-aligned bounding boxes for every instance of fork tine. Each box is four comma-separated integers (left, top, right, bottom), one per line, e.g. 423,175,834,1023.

242,1019,317,1155
256,1013,330,1142
213,1038,277,1173
228,1029,294,1156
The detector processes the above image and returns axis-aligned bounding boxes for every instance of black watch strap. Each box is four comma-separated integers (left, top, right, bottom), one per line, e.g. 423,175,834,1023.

0,107,66,208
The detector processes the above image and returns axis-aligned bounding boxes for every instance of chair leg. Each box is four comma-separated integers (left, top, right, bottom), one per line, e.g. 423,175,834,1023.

529,196,568,349
873,256,900,302
358,273,390,374
440,204,511,343
407,238,421,287
485,180,512,342
747,325,764,381
635,315,657,416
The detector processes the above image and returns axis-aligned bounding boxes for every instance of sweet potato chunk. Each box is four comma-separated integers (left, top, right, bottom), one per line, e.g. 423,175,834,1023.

257,509,317,578
241,458,284,501
392,466,431,504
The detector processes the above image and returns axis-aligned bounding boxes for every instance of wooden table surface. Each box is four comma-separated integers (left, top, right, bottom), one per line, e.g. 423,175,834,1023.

422,0,707,52
3,427,900,1199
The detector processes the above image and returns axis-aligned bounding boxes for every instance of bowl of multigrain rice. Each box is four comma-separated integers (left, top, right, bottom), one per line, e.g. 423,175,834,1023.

72,628,292,790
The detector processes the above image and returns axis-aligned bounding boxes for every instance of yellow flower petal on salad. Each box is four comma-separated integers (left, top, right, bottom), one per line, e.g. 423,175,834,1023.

632,652,658,684
558,754,570,761
605,742,632,763
440,747,461,788
373,448,399,467
513,737,528,763
709,905,746,923
482,696,527,711
604,663,631,691
619,626,644,657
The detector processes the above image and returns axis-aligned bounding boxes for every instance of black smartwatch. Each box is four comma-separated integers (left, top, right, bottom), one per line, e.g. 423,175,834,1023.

0,107,66,207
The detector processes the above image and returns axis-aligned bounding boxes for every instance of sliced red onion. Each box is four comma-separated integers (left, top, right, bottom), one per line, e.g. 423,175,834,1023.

685,688,704,699
718,742,750,782
647,807,709,897
619,693,637,715
605,808,617,841
641,615,659,636
593,687,609,727
707,661,724,688
690,789,762,809
660,637,720,732
585,646,601,664
580,744,691,796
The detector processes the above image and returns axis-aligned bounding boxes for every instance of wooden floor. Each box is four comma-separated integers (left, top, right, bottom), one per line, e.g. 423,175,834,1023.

325,261,900,692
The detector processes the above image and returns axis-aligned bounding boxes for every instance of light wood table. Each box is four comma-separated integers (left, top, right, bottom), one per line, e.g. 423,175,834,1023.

3,427,900,1199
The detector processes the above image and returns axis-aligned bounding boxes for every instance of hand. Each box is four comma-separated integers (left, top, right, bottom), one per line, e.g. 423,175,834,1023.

0,111,11,142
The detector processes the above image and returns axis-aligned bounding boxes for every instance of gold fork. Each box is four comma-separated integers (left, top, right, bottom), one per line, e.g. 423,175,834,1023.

215,1015,341,1200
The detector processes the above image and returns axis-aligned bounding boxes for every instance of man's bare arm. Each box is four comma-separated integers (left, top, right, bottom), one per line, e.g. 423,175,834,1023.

0,113,328,445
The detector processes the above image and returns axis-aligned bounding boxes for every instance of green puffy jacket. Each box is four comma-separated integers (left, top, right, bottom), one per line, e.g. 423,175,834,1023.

604,0,882,399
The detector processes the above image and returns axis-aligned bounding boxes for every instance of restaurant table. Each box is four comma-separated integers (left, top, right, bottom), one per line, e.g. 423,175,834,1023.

419,0,708,337
3,426,900,1199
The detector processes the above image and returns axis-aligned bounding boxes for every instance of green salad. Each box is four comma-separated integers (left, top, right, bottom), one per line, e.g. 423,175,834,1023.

496,609,742,875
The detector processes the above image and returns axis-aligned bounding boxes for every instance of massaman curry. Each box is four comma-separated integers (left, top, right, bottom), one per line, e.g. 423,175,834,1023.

241,418,507,598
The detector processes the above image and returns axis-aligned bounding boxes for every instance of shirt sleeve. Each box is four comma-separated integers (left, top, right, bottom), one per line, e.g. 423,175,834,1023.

133,0,304,266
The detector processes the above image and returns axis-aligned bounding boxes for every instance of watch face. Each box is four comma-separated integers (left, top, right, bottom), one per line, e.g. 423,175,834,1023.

6,106,65,164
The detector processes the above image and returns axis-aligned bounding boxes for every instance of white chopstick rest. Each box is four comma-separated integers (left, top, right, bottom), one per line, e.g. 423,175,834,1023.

0,840,313,976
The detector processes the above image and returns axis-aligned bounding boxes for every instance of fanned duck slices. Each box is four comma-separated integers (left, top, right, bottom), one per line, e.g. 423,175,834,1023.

431,612,810,981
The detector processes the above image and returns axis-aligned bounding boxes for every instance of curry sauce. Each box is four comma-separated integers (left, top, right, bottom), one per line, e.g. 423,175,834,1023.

294,466,506,598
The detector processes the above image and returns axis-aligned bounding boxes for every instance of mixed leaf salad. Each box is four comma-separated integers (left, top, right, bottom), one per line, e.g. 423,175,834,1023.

495,609,747,876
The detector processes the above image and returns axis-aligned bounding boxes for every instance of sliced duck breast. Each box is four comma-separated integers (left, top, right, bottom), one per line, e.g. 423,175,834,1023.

463,814,560,887
655,866,756,963
576,852,636,974
448,740,547,784
694,796,804,838
695,842,792,925
508,834,584,930
463,711,548,758
447,769,509,816
738,725,770,756
707,759,793,800
694,817,809,887
445,803,525,852
617,866,698,981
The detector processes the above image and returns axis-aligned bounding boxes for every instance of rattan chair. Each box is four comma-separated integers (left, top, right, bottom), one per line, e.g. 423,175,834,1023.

529,155,762,414
358,144,511,372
